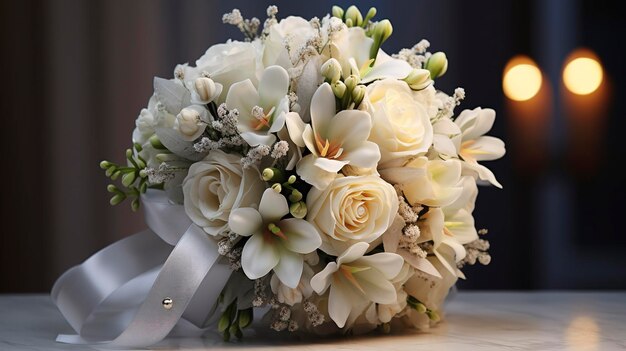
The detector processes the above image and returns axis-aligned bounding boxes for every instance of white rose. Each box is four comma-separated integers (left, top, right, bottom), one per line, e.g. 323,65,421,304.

307,175,399,255
367,79,433,168
195,41,257,102
270,264,314,306
413,85,442,120
182,150,264,236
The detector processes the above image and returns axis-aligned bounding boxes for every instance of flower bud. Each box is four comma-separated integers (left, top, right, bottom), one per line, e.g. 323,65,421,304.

121,172,136,187
177,108,201,135
149,135,166,149
194,77,217,102
351,85,366,106
289,189,303,202
405,68,432,90
426,310,440,322
363,7,377,26
290,201,307,219
110,193,126,206
344,74,359,92
331,6,344,19
321,58,342,83
425,52,448,78
271,183,282,193
375,19,393,43
262,168,274,181
238,308,253,329
331,81,347,98
287,175,297,184
345,6,363,27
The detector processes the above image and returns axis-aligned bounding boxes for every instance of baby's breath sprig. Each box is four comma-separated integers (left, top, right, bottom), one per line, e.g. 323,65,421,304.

100,143,150,211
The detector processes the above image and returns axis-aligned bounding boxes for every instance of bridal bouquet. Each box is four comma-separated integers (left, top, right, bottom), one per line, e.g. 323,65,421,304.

54,5,505,347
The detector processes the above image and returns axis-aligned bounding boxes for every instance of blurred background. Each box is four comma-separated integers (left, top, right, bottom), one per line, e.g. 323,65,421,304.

1,0,624,292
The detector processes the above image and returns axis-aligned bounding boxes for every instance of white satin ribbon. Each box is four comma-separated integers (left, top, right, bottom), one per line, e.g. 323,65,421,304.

51,189,233,348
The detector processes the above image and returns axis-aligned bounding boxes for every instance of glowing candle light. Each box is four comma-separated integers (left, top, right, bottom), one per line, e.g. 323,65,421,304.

503,56,543,101
563,51,603,96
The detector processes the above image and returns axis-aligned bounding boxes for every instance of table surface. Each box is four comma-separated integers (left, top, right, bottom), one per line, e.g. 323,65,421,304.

1,292,625,350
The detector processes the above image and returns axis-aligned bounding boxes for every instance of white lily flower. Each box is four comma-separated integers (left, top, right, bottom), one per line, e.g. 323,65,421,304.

228,189,322,288
310,242,404,328
225,65,290,146
380,156,463,208
453,107,506,188
286,83,381,190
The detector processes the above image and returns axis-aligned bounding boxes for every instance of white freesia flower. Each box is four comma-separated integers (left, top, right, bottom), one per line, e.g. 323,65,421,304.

431,117,462,159
380,156,463,208
228,189,322,288
331,27,412,83
366,79,433,167
195,41,258,102
310,242,404,328
132,95,158,145
182,150,264,236
418,208,469,276
365,263,413,324
453,107,506,188
307,174,398,256
286,83,381,190
226,65,290,146
270,263,314,306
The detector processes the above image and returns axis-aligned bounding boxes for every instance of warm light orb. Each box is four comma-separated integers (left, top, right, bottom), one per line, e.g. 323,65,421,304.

503,57,542,101
563,52,603,95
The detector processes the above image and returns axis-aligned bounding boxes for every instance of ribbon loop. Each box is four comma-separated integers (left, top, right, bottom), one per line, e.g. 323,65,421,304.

51,190,233,348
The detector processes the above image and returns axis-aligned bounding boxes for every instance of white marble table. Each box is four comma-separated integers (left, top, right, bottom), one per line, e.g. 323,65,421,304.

1,292,624,350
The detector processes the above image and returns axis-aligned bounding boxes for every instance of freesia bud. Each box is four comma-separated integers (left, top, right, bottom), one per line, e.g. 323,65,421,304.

425,52,448,78
331,5,344,19
351,85,366,106
289,189,303,202
345,6,363,27
271,183,282,193
149,135,166,149
426,310,440,322
290,201,307,219
375,19,393,42
177,108,201,135
194,77,216,102
262,168,274,181
321,58,342,83
363,7,377,27
344,74,359,92
332,81,347,98
405,68,432,90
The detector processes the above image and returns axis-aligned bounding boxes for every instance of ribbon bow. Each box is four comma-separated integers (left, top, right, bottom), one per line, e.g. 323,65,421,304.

51,189,233,348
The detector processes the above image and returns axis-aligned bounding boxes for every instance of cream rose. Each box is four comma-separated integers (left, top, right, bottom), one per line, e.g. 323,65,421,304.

306,175,399,255
367,79,433,168
182,150,264,236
